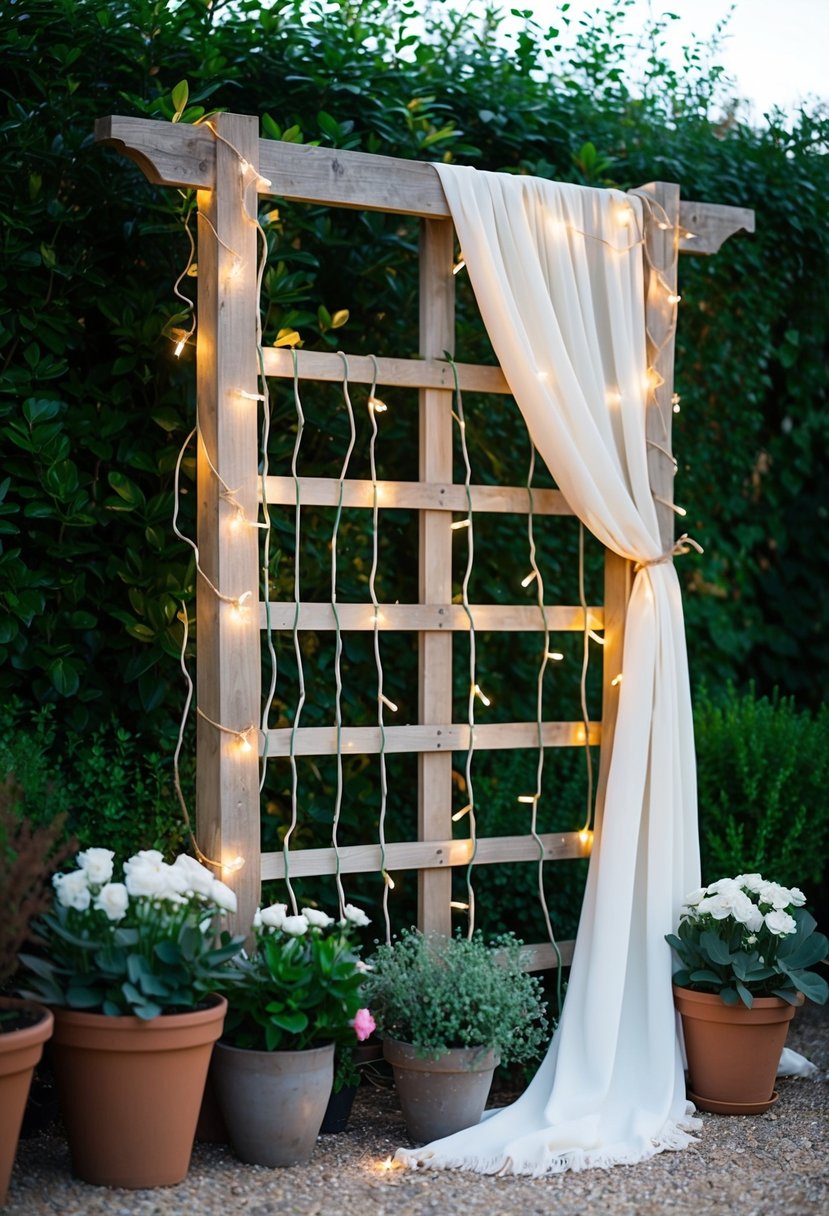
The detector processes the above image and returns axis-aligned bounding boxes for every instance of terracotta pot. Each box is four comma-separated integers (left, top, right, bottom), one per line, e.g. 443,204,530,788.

0,998,54,1206
50,994,227,1188
673,985,801,1115
383,1038,498,1143
212,1040,334,1166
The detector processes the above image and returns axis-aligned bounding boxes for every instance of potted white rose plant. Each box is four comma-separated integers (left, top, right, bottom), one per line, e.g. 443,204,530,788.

18,847,243,1188
666,873,828,1114
212,901,373,1166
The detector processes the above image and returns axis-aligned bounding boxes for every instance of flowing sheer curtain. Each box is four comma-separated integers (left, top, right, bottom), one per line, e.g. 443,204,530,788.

395,167,702,1176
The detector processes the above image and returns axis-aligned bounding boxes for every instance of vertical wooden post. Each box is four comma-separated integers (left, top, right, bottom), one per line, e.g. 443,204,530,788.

196,114,261,936
417,218,456,935
636,181,682,551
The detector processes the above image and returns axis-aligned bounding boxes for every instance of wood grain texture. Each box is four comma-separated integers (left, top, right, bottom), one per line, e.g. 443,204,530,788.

195,114,261,938
260,829,590,879
263,720,601,757
261,475,571,515
262,348,510,392
258,601,603,633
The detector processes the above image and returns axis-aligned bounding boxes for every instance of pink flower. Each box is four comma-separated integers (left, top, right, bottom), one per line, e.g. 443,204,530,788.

353,1008,376,1042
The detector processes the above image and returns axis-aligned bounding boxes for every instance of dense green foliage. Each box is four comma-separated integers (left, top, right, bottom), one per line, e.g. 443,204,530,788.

1,1,827,932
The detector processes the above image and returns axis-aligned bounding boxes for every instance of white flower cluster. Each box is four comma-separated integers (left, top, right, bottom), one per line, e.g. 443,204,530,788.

252,901,370,936
681,873,806,938
52,848,238,921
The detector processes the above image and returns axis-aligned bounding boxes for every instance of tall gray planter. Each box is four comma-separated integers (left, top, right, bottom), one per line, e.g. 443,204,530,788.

212,1041,334,1167
384,1038,498,1143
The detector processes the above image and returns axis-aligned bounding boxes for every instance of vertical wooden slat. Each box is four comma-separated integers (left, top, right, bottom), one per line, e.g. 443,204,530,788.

635,181,682,552
196,114,261,937
417,218,456,935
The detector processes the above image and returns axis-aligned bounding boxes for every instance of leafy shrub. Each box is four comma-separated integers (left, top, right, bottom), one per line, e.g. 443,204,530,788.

694,685,829,892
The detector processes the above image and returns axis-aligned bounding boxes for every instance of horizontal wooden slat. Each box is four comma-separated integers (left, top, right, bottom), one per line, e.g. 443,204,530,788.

259,601,603,633
261,829,591,880
262,349,510,393
263,720,600,757
260,476,572,516
96,119,751,256
518,940,576,972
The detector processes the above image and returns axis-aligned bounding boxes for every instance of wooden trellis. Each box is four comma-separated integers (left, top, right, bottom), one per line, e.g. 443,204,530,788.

95,113,753,966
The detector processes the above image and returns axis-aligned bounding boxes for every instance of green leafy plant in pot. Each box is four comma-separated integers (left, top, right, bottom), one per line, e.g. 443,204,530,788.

666,873,828,1115
362,929,549,1143
213,901,374,1166
17,847,243,1187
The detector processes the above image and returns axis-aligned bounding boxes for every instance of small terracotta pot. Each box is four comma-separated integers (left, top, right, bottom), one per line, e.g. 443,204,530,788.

383,1038,498,1143
673,985,801,1115
50,995,227,1188
0,998,54,1206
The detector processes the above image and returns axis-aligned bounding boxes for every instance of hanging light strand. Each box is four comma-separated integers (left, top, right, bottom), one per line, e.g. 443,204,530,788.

367,354,393,944
578,524,595,835
329,351,358,919
283,350,307,915
525,443,564,1013
448,356,480,936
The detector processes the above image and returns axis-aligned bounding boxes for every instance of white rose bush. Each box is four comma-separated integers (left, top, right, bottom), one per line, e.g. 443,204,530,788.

18,848,244,1019
666,873,828,1008
217,903,373,1053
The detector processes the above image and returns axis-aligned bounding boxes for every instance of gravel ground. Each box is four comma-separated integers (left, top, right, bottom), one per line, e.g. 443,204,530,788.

6,1002,827,1216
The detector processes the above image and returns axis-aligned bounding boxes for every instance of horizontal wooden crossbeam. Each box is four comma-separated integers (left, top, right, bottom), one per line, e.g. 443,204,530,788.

262,349,510,392
259,602,603,633
261,476,572,516
260,828,592,879
95,117,754,253
262,720,600,757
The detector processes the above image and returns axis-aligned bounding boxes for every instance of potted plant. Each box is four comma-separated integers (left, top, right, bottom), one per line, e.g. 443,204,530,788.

666,873,828,1114
320,1007,378,1134
362,929,549,1143
0,790,72,1206
212,901,373,1166
17,847,243,1187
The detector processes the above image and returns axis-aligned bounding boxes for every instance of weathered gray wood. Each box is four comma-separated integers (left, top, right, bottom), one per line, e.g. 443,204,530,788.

679,200,755,254
262,348,510,392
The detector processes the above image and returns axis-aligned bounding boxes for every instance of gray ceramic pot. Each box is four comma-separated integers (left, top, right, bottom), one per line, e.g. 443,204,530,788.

212,1040,334,1167
383,1038,498,1143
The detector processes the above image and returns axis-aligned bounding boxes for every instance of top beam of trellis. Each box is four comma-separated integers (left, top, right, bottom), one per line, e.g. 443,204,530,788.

95,117,755,254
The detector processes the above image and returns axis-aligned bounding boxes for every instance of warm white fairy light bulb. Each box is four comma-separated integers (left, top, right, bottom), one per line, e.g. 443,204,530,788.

546,650,564,662
451,518,470,531
452,804,472,822
379,693,398,713
383,871,395,890
667,292,682,306
452,257,466,275
450,901,470,910
174,337,186,358
611,673,623,687
368,396,387,413
223,855,245,875
473,683,491,707
521,570,538,588
518,794,539,804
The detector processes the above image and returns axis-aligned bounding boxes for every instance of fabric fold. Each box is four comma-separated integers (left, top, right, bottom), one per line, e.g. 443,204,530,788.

396,164,701,1176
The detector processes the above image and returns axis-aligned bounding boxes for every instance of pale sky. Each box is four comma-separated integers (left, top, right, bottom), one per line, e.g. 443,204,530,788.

490,0,828,121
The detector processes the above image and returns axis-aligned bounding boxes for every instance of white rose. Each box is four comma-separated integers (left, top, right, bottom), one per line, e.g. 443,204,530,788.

765,909,797,936
94,882,129,922
302,907,334,929
744,905,764,933
759,882,792,910
787,887,807,907
253,908,263,929
705,894,733,921
123,853,168,898
53,869,91,911
735,873,764,893
259,903,287,929
172,854,216,898
282,914,309,936
343,903,371,927
707,878,741,897
209,879,238,914
729,891,759,927
695,896,718,917
77,848,115,885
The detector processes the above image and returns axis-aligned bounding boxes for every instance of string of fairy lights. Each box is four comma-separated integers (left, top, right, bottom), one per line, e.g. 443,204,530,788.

165,128,696,958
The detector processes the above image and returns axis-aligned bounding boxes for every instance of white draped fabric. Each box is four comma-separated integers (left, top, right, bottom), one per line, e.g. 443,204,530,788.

395,166,702,1175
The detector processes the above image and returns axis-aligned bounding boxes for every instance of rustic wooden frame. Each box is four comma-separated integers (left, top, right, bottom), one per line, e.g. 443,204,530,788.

95,114,753,964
